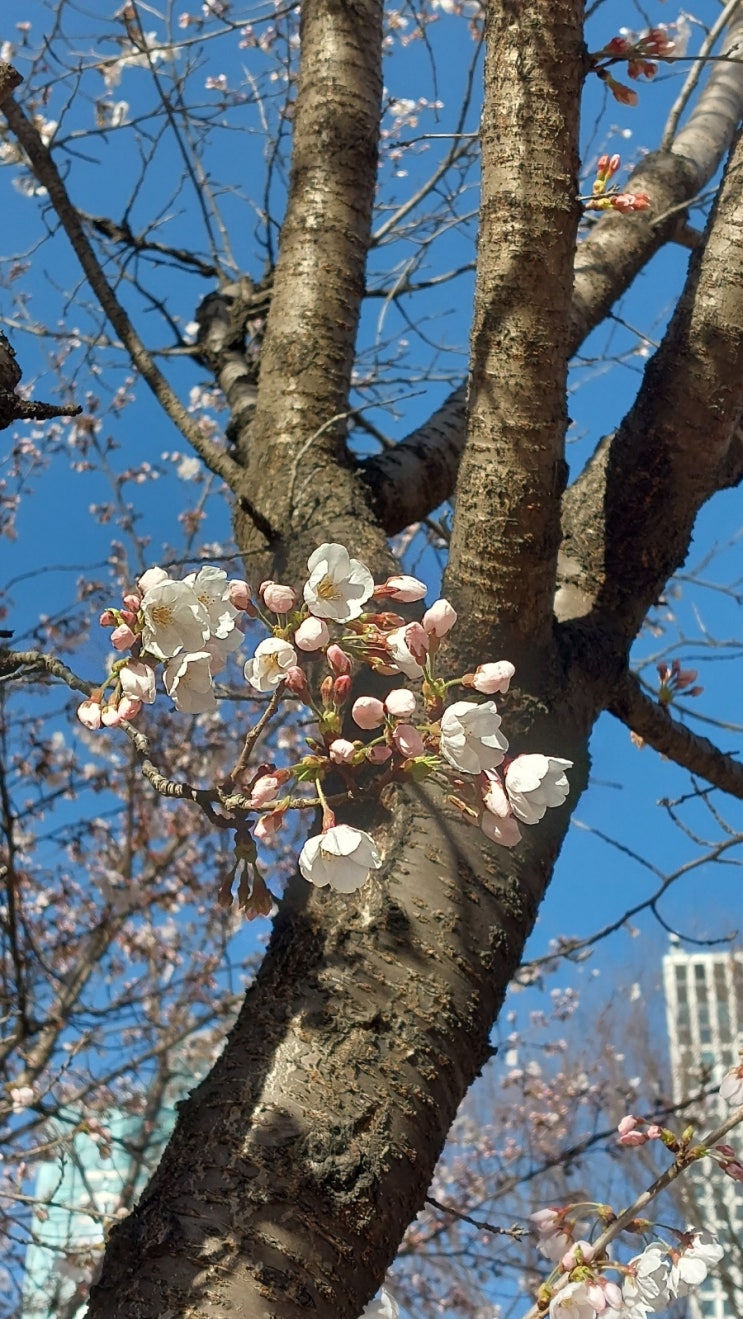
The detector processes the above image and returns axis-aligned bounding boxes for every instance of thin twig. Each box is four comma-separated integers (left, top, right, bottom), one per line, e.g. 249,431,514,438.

1,95,242,489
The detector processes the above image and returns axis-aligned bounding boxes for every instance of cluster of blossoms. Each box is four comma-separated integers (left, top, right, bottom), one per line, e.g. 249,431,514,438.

532,1209,724,1319
530,1058,743,1318
77,564,247,726
590,25,679,107
583,155,649,216
80,544,572,903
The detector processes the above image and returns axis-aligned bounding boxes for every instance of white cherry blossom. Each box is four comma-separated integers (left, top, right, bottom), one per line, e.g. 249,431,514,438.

669,1232,724,1297
299,825,382,893
163,652,217,714
138,565,170,594
119,660,156,704
385,623,429,679
184,565,239,638
622,1243,671,1314
504,754,572,824
548,1280,596,1319
530,1208,574,1262
244,638,298,691
359,1287,399,1319
439,700,508,775
303,542,374,621
422,598,457,637
719,1062,743,1106
204,627,244,674
141,579,210,659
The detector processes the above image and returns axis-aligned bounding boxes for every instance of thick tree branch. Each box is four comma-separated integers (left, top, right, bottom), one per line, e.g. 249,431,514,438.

0,328,82,430
0,60,22,106
562,126,743,647
362,11,743,533
608,670,743,799
232,0,389,583
443,1,584,662
194,277,271,446
1,95,242,490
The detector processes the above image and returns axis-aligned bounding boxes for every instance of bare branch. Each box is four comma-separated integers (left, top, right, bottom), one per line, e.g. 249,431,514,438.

1,95,242,490
609,670,743,799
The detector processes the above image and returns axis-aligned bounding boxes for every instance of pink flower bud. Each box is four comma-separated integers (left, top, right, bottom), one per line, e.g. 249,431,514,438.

422,599,457,638
483,772,510,818
99,609,117,627
617,1115,640,1136
117,696,142,720
120,660,156,704
228,578,252,611
294,616,330,651
248,774,282,809
77,699,102,730
101,705,124,727
122,593,141,611
320,676,334,707
373,611,406,630
367,744,392,765
333,675,351,705
560,1239,595,1271
261,580,297,613
612,191,650,213
284,665,309,697
376,574,427,603
607,77,639,107
329,738,356,764
393,724,425,758
254,808,285,841
470,660,515,695
119,610,138,626
604,35,630,56
327,644,351,675
385,688,416,719
403,621,430,664
111,624,137,651
352,696,386,729
618,1130,648,1147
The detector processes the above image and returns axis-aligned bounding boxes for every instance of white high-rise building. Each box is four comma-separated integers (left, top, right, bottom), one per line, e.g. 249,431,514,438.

663,943,743,1319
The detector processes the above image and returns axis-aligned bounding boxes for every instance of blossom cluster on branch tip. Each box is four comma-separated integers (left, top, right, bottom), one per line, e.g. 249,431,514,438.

80,543,572,908
532,1074,743,1318
617,1073,743,1181
582,155,650,216
656,658,703,706
532,1197,725,1319
589,24,681,107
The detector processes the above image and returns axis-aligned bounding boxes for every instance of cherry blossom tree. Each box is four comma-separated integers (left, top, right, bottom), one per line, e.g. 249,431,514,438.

2,1,743,1316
